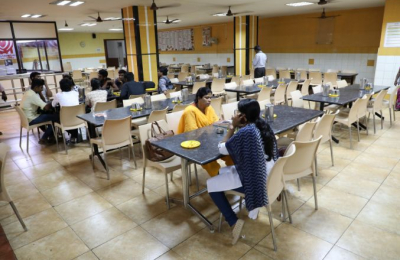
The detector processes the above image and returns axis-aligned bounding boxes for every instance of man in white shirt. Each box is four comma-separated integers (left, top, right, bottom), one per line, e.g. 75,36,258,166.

252,45,267,78
21,79,59,145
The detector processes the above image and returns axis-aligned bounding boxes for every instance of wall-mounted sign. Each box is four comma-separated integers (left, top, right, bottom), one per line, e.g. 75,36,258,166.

384,22,400,48
202,27,212,46
0,41,16,59
158,29,194,51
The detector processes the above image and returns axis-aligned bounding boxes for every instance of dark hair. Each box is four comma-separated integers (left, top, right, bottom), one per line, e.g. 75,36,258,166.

125,72,134,82
59,79,73,92
31,78,45,89
254,45,261,51
90,78,101,90
159,67,168,76
194,87,212,104
118,69,126,75
238,99,276,161
62,74,76,86
30,72,41,80
98,69,108,77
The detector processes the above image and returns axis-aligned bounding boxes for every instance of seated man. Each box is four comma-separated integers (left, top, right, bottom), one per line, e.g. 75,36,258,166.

21,79,59,145
157,67,174,94
120,72,145,99
62,74,80,92
115,69,127,90
27,72,53,102
86,78,108,111
98,69,119,92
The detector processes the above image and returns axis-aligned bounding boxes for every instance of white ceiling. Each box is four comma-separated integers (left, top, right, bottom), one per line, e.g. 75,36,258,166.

0,0,385,33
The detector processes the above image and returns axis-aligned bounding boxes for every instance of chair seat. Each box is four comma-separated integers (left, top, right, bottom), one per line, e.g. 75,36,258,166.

277,137,294,148
382,100,389,108
54,122,86,131
27,121,53,130
147,155,182,172
90,137,103,145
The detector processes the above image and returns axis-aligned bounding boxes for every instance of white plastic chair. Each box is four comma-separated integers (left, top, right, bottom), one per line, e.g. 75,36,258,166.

274,84,286,105
225,82,238,103
286,81,298,104
222,101,238,120
383,86,400,126
337,80,348,88
166,111,184,134
290,90,304,108
211,78,226,96
211,97,223,119
257,87,272,103
151,93,167,102
368,90,387,133
314,111,338,166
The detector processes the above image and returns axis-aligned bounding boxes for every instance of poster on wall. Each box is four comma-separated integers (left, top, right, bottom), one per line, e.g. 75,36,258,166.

158,29,194,51
384,22,400,48
202,27,212,46
0,40,16,59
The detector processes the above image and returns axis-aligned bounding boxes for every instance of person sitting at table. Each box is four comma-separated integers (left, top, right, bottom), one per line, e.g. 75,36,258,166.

115,69,127,89
86,78,108,111
207,99,278,244
21,79,59,145
27,72,53,102
62,74,80,92
177,87,233,177
120,72,145,99
98,69,119,92
157,67,174,94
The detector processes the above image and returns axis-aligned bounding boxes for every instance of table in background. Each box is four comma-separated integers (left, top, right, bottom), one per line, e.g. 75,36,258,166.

276,71,359,85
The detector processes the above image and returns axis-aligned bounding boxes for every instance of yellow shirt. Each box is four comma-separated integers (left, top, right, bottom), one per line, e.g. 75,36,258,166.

21,89,47,122
177,104,218,134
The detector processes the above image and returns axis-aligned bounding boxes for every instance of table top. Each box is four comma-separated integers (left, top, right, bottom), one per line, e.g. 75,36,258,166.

151,105,323,165
77,94,195,127
302,84,390,105
224,79,299,94
276,71,358,77
174,77,233,86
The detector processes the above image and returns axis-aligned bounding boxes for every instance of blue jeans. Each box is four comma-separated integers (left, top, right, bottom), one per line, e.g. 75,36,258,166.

209,186,245,227
30,114,59,140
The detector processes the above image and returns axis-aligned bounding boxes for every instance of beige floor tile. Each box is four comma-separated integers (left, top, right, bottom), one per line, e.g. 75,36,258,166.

30,171,77,191
315,186,368,218
382,172,400,189
373,136,400,149
71,207,136,249
392,161,400,173
292,203,352,244
319,145,362,161
267,195,305,221
316,154,353,172
0,204,15,224
156,251,185,260
21,161,66,179
4,208,68,249
324,246,366,260
3,169,29,186
14,156,56,170
132,168,174,190
326,174,380,199
240,249,273,260
93,226,168,259
3,160,20,173
6,179,39,200
285,177,323,202
74,251,99,260
55,192,113,225
340,162,390,183
255,223,332,260
337,220,400,260
364,145,400,160
71,168,129,191
14,227,89,260
96,179,146,206
356,200,400,235
173,228,251,260
141,206,206,248
12,193,52,218
41,179,93,206
370,184,400,208
116,190,168,224
354,153,398,170
314,169,339,185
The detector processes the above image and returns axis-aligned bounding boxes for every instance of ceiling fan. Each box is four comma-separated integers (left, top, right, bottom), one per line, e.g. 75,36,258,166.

150,0,180,11
161,16,180,24
213,6,253,17
85,12,134,22
316,0,338,5
309,8,340,19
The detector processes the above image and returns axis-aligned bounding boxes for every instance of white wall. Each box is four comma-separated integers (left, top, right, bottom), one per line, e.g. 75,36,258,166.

374,55,400,87
63,57,106,70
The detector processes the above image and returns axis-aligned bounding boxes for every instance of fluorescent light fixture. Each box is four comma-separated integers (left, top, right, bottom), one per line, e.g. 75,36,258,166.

104,17,121,21
59,28,74,31
21,14,31,18
31,14,43,18
109,28,123,31
163,19,181,23
81,23,96,26
212,13,227,17
57,0,71,5
70,1,84,6
286,2,314,7
17,40,35,43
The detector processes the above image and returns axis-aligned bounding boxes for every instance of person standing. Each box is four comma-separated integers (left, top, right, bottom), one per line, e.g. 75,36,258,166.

252,45,267,78
0,83,6,136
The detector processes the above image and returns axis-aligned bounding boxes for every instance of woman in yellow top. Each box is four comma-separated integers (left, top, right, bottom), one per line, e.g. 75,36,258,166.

178,87,233,176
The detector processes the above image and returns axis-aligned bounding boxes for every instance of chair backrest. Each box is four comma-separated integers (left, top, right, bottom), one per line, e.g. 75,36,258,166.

231,76,240,86
309,68,321,72
241,75,251,81
15,105,30,129
167,73,175,80
347,98,362,123
309,71,322,84
390,86,400,107
222,101,238,120
190,65,196,73
312,85,322,94
324,72,338,85
254,77,264,83
148,108,168,123
211,78,225,93
212,65,219,74
276,67,286,71
326,69,339,73
357,94,372,118
123,97,144,107
181,65,189,73
211,97,223,119
279,70,291,79
151,93,167,102
221,66,227,75
296,121,317,142
138,120,169,149
178,72,189,81
94,99,117,112
283,136,322,178
169,91,182,99
72,70,82,80
267,144,296,205
172,103,191,112
225,82,238,102
60,104,86,128
266,69,277,79
286,81,298,99
166,110,184,134
258,99,272,110
337,80,348,88
341,70,357,74
107,70,115,79
290,90,303,108
257,87,272,102
64,62,72,72
372,89,387,111
301,79,311,96
314,111,338,144
297,70,307,80
102,116,132,150
242,79,254,86
192,81,206,94
274,84,287,105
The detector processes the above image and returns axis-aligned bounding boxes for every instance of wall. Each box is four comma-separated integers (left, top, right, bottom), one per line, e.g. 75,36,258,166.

374,0,400,86
158,22,234,65
58,32,123,69
259,7,384,81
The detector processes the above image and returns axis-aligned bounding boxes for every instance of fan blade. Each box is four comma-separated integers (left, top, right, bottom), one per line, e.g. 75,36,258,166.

170,19,180,22
88,16,97,20
158,3,180,9
232,11,253,16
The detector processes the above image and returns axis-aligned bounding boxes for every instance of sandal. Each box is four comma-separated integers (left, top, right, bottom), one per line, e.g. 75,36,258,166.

232,219,244,245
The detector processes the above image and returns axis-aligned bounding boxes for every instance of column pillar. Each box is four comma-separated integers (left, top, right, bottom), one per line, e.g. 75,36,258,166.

234,15,258,76
122,6,159,83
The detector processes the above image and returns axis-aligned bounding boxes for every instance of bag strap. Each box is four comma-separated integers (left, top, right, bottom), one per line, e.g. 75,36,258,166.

153,121,167,135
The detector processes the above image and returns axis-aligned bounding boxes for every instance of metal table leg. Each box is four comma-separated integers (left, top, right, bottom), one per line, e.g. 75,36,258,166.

237,92,240,101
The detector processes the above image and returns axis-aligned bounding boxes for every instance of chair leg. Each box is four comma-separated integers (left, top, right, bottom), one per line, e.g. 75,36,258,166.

365,116,369,135
297,178,301,191
266,206,277,251
239,197,243,210
19,127,22,148
394,106,396,121
194,164,199,191
389,108,393,126
218,213,223,233
380,110,383,130
315,156,319,176
37,127,40,139
10,201,27,231
312,176,318,210
349,126,352,149
61,130,68,155
372,111,376,134
170,171,173,181
90,144,95,169
283,190,292,224
164,173,170,209
142,167,146,193
26,129,29,152
103,152,110,180
329,139,334,166
281,194,286,222
356,121,360,142
131,145,137,169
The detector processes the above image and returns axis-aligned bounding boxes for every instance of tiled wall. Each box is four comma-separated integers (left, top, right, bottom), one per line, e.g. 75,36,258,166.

159,53,234,66
374,55,400,87
267,53,377,83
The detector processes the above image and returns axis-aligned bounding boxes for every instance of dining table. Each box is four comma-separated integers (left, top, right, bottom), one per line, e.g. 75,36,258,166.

174,77,233,88
150,105,323,231
276,71,359,85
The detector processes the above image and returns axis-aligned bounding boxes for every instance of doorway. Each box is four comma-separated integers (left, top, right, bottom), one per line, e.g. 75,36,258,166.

104,40,127,68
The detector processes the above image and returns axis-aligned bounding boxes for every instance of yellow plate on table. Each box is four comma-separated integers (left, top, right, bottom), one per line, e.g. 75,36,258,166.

114,92,120,96
329,94,339,97
262,114,277,118
181,140,201,149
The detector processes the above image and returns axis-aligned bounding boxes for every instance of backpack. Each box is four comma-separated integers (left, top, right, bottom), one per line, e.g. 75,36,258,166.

396,87,400,110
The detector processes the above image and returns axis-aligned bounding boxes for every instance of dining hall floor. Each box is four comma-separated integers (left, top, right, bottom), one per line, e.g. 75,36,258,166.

0,108,400,260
